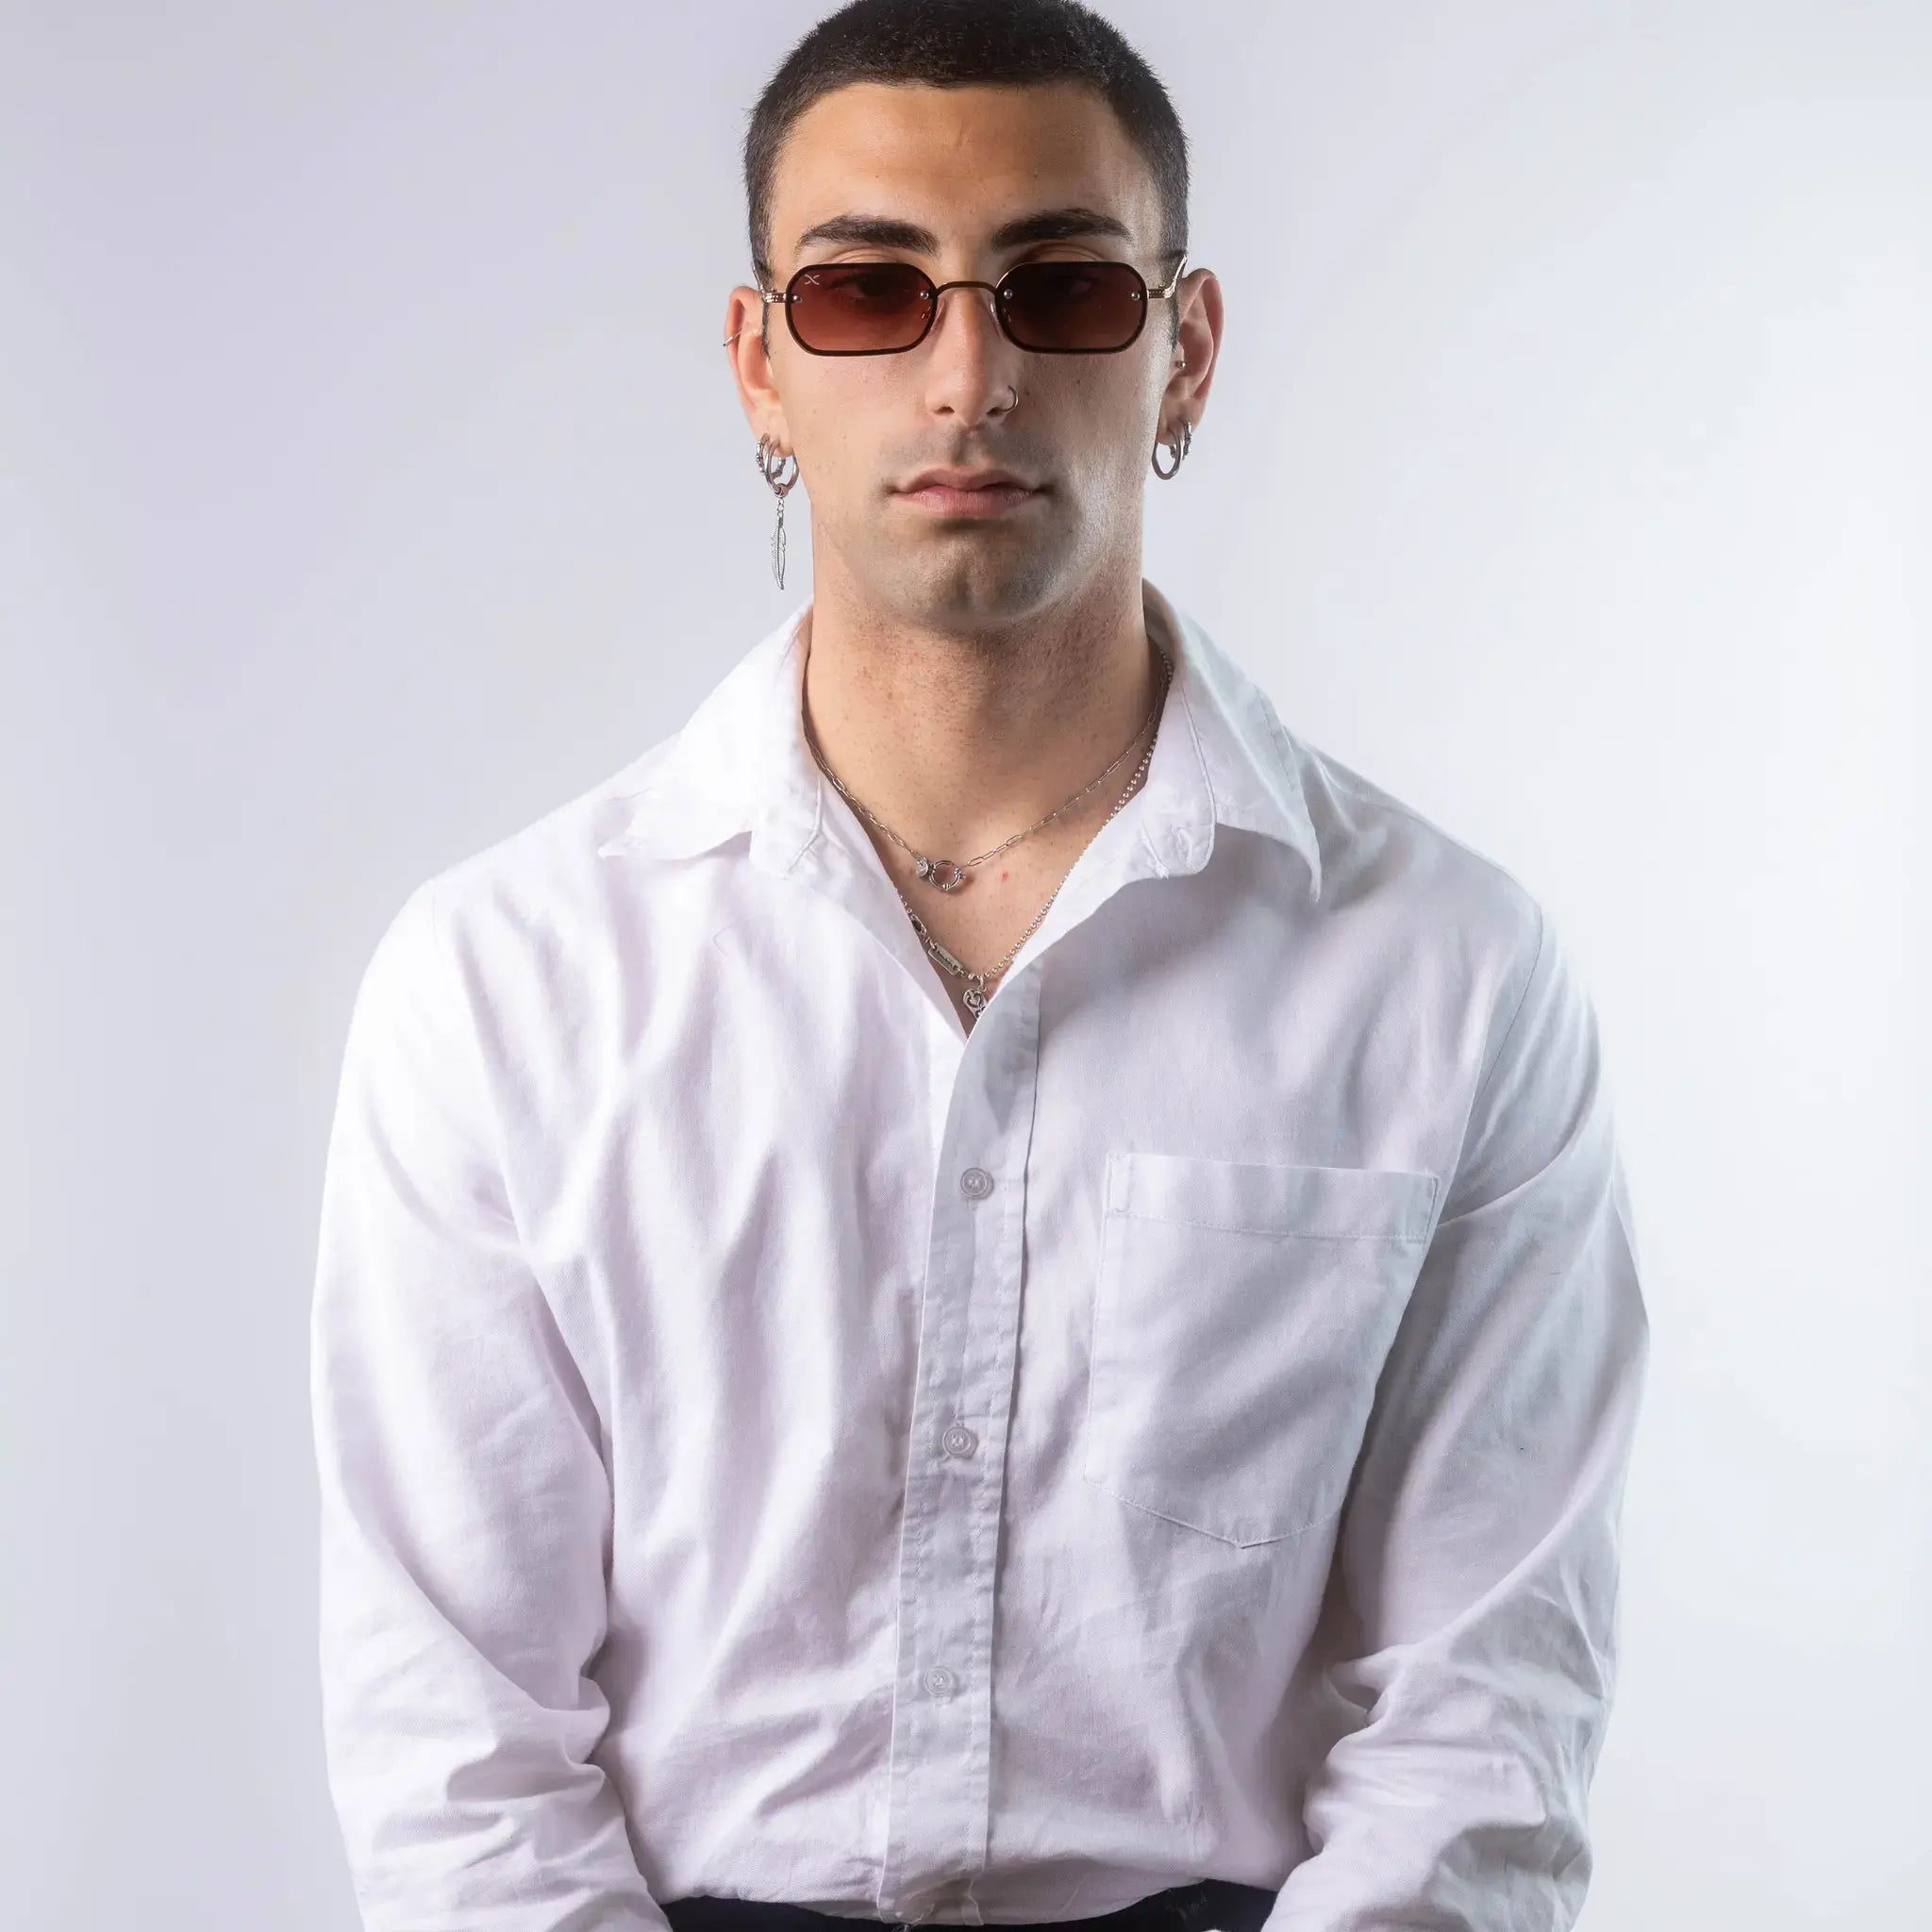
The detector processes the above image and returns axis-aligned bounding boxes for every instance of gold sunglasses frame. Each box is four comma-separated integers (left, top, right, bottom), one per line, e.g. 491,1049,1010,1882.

726,253,1190,357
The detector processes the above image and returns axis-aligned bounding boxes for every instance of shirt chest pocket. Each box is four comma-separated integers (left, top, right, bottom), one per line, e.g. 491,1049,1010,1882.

1082,1151,1441,1549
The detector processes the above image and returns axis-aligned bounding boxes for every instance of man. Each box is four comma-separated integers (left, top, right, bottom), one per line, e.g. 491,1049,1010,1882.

310,3,1650,1930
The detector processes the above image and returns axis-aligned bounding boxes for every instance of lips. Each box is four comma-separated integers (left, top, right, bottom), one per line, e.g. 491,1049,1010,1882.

895,477,1042,518
894,466,1045,520
900,468,1036,493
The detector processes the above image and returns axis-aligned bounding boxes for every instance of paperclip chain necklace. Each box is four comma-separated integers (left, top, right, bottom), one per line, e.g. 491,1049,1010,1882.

801,640,1174,1020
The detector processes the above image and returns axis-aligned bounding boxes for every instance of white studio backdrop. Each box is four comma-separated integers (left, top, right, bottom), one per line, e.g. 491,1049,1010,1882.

2,4,1925,1927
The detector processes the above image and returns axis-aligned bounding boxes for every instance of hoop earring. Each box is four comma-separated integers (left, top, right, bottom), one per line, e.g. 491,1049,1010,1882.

1151,418,1192,480
756,433,801,588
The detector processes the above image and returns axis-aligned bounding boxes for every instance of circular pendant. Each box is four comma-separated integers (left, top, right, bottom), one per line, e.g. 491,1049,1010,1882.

962,979,989,1012
915,856,969,892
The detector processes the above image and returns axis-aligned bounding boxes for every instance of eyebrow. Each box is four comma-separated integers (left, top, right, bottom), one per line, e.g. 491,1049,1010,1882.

791,205,1137,258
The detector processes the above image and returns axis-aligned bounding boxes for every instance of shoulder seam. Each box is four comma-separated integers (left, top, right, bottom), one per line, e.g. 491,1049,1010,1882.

1314,750,1540,908
424,875,522,1236
1468,896,1548,1121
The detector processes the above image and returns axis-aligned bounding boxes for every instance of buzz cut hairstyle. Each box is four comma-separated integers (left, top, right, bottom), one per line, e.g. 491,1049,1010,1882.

741,0,1191,357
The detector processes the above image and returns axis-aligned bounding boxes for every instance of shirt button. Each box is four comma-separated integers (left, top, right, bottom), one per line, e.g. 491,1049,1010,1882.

923,1665,958,1698
941,1423,977,1457
959,1166,994,1199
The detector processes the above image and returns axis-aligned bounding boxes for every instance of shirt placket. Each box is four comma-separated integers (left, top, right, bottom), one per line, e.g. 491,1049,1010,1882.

875,966,1044,1926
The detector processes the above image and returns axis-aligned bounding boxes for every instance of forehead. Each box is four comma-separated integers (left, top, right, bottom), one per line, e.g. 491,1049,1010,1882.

769,80,1158,264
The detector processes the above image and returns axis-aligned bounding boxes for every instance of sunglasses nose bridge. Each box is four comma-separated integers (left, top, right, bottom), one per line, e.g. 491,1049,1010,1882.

922,275,1018,349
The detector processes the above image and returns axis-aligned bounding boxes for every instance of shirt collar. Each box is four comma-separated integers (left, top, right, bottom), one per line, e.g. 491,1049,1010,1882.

595,576,1323,905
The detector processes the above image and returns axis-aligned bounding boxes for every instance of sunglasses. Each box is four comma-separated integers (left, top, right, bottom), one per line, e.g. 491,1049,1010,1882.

757,253,1189,357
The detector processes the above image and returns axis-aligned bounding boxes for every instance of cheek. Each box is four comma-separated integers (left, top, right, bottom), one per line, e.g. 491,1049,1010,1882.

813,390,898,493
1039,376,1155,478
788,430,856,513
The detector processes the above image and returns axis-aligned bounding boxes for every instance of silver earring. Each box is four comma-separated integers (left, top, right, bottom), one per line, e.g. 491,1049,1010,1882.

1151,418,1192,479
756,434,801,587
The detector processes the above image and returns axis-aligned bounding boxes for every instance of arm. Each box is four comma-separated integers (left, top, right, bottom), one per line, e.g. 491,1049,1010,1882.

1271,900,1651,1932
309,879,668,1930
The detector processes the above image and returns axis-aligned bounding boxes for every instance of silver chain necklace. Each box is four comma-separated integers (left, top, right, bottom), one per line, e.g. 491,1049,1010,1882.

802,641,1174,1020
805,644,1172,894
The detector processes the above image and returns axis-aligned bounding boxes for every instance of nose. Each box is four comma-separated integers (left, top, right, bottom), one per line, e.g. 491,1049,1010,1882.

920,279,1021,425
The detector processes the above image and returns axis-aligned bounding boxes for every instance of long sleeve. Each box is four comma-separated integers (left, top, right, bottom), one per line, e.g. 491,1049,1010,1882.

309,879,668,1931
1270,900,1651,1931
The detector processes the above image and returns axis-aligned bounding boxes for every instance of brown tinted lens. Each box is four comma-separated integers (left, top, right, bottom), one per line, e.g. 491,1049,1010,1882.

1000,260,1146,351
788,261,933,353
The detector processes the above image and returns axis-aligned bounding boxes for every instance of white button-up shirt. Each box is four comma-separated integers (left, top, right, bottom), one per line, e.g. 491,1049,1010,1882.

310,578,1650,1932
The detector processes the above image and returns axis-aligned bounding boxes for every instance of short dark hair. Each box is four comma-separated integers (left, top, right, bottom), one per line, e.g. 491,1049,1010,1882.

742,0,1190,350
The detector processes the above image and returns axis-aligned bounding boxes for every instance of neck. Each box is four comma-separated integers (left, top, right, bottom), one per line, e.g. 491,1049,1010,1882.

797,566,1166,860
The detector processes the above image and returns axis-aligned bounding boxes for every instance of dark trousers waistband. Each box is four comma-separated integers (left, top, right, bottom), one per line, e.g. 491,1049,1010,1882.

661,1878,1279,1932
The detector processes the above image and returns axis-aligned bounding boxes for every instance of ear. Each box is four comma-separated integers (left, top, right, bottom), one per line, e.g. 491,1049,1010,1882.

1160,268,1222,440
724,282,790,451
